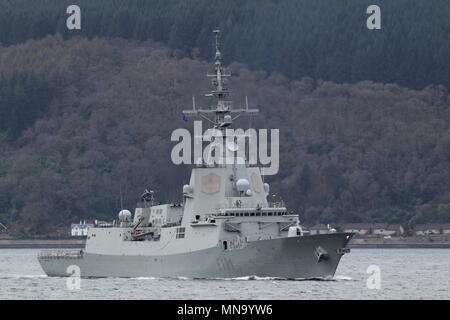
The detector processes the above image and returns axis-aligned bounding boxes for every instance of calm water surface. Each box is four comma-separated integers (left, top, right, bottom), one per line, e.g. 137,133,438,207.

0,248,449,299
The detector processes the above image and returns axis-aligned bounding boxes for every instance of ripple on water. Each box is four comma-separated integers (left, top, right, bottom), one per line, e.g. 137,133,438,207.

1,248,450,299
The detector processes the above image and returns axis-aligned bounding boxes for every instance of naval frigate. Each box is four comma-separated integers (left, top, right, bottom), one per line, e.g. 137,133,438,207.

38,31,353,279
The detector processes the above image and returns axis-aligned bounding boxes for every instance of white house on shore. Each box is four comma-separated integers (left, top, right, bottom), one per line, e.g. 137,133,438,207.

305,222,450,237
341,223,371,235
442,224,450,234
372,224,404,236
413,224,448,236
71,221,94,236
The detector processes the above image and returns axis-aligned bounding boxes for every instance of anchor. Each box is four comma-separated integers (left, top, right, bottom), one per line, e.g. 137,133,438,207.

315,246,329,262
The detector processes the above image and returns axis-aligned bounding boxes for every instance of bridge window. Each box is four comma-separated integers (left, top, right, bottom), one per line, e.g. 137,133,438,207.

176,227,186,239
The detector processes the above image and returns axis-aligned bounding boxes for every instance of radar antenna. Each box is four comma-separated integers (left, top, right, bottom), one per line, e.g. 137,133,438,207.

141,189,155,207
183,30,259,167
183,29,258,128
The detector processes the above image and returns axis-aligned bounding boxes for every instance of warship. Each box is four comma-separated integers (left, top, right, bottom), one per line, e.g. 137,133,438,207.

39,31,353,279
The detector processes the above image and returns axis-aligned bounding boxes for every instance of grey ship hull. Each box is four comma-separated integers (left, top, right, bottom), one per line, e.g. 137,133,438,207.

39,233,353,279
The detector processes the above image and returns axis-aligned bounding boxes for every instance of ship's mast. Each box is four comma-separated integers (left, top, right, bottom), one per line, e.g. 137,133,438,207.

183,30,258,166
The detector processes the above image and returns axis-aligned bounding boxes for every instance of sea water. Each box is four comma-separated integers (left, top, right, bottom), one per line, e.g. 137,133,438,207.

0,248,449,299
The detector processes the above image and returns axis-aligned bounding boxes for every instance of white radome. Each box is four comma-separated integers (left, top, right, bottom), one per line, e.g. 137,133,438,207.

183,184,193,194
118,209,132,222
236,179,250,192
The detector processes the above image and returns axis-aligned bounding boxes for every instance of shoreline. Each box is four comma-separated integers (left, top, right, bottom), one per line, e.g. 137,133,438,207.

1,238,450,249
348,243,450,249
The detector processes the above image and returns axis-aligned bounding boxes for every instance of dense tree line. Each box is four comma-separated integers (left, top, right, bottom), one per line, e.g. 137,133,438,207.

0,36,448,236
0,0,448,90
0,73,54,141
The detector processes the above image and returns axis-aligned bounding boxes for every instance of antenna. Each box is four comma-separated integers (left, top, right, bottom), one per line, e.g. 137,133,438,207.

181,30,259,167
141,189,155,207
119,184,124,211
182,30,258,121
213,29,220,56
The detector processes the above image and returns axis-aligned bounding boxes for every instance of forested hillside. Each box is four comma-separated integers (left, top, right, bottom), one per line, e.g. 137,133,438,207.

0,0,448,89
0,36,448,236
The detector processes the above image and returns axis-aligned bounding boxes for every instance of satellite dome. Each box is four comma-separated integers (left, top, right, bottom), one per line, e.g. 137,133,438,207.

245,189,253,197
263,183,270,193
183,184,193,194
236,179,250,192
118,210,132,222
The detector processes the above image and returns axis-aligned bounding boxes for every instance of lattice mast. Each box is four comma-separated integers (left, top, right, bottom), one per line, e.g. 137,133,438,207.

183,30,258,166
